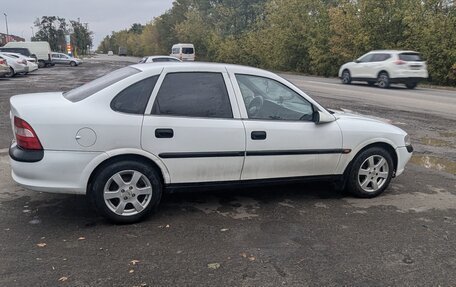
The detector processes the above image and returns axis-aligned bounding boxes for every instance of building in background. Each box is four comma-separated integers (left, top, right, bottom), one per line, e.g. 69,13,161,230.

0,33,25,46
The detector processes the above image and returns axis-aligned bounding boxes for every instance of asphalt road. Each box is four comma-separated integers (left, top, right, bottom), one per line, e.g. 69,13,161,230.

0,56,455,286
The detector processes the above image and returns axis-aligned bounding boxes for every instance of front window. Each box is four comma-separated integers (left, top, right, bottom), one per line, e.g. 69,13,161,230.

172,48,180,54
63,67,140,102
236,74,314,121
358,54,373,63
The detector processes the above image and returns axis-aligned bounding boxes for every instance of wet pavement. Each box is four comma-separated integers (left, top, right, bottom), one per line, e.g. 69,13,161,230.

0,56,455,286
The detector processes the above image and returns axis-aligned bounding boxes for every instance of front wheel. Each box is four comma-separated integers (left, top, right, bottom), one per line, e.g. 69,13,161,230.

4,67,14,78
341,70,351,84
38,60,45,68
346,147,394,198
90,160,162,224
70,61,77,67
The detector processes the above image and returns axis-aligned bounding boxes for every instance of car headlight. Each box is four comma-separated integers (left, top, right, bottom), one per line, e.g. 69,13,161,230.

404,135,411,146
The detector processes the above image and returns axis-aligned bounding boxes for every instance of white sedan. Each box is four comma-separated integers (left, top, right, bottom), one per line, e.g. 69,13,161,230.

9,63,413,223
138,55,182,64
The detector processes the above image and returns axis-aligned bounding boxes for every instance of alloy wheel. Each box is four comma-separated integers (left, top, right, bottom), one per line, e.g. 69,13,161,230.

103,170,153,216
357,155,389,193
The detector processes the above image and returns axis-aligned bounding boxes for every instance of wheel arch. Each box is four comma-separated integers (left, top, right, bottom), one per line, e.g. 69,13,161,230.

85,150,170,196
377,70,390,78
342,141,398,178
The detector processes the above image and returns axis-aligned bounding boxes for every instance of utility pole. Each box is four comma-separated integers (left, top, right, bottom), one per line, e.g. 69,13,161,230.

3,13,9,43
31,26,34,40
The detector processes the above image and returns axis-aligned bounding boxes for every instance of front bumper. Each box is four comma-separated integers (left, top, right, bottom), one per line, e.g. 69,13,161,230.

395,145,413,177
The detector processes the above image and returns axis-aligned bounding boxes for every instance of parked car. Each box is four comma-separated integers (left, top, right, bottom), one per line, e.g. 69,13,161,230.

51,53,83,66
118,47,128,56
9,63,413,223
2,52,38,73
170,43,195,61
0,52,28,77
0,56,9,78
3,41,53,68
339,50,428,89
139,55,182,63
0,47,37,61
107,51,114,56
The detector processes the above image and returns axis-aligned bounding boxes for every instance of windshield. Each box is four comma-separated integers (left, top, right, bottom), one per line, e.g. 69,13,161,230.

63,67,140,102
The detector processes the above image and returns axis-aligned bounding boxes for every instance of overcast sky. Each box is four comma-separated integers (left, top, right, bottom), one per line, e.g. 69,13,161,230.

1,0,174,47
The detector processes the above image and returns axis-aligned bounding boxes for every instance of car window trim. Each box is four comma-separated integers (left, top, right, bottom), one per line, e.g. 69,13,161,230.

233,73,315,122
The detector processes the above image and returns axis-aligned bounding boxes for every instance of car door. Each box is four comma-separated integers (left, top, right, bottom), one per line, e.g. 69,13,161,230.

51,53,61,64
351,53,374,78
141,66,246,184
228,71,343,180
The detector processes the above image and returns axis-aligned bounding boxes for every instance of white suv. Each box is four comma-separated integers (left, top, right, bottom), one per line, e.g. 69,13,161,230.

338,50,428,89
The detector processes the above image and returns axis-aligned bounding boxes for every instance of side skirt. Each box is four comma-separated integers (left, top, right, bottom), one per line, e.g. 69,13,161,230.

164,175,344,193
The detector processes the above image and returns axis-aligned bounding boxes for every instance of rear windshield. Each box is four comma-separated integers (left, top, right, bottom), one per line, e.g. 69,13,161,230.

63,67,140,102
182,47,194,54
399,53,423,62
0,48,30,56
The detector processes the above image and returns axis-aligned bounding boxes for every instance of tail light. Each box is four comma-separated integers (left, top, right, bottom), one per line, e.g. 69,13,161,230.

394,60,406,65
14,117,43,150
0,58,5,65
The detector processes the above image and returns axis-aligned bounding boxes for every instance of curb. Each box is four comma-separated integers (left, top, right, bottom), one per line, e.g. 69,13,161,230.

0,148,8,156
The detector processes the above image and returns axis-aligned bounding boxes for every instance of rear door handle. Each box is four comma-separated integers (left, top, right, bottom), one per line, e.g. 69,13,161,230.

251,131,267,140
155,128,174,138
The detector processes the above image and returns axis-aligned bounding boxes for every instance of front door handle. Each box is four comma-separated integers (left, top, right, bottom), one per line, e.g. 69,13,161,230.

251,131,267,140
155,128,174,138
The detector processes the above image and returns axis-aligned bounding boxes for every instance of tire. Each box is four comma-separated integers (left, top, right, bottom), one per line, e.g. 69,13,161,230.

70,61,77,67
405,82,417,89
377,72,390,89
367,81,376,87
341,70,351,84
90,160,162,224
38,60,45,68
345,147,394,198
4,67,14,78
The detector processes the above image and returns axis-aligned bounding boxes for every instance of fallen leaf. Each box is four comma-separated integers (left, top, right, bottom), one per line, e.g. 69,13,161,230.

240,252,247,258
58,276,68,282
207,263,220,270
37,243,47,248
129,269,134,274
78,237,86,241
165,224,170,228
248,256,255,261
220,228,229,232
130,260,140,265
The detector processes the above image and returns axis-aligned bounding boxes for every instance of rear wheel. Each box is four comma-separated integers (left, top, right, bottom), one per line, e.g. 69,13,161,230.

38,60,45,68
377,72,390,89
90,160,162,224
346,147,394,198
405,82,417,89
4,67,14,78
341,70,351,84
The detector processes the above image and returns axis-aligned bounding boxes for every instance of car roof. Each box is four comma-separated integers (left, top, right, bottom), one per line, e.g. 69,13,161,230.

132,62,275,77
368,50,420,54
147,55,179,59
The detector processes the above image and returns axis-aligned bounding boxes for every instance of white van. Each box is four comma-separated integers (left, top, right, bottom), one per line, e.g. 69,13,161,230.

170,43,195,61
4,41,53,68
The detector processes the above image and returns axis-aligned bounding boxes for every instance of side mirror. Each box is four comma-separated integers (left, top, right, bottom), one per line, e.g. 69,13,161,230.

354,60,360,63
314,111,335,124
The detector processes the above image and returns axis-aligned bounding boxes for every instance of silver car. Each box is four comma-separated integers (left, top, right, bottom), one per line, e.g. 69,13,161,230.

0,56,9,78
51,53,83,66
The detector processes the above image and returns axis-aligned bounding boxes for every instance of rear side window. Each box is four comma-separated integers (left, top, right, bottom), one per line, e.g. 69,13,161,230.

111,76,159,114
399,53,423,61
64,67,140,102
182,48,194,54
152,72,233,118
371,53,391,62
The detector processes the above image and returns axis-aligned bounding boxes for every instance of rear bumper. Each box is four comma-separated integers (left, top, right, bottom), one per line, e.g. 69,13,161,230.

390,77,427,83
9,145,108,195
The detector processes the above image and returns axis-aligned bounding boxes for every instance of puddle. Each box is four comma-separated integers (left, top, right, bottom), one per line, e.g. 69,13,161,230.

439,131,456,138
419,137,453,148
410,154,456,175
345,185,456,212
